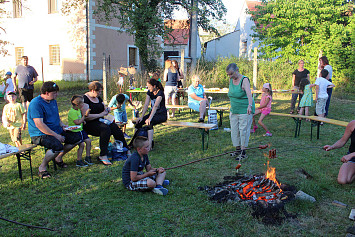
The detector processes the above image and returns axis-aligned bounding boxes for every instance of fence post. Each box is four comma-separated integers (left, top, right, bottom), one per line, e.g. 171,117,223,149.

253,47,258,90
181,48,185,87
103,53,107,104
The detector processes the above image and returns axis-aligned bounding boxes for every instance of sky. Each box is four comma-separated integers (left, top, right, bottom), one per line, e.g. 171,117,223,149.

173,0,244,27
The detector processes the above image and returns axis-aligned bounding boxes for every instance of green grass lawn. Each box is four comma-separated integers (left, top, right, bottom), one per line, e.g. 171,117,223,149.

0,86,354,236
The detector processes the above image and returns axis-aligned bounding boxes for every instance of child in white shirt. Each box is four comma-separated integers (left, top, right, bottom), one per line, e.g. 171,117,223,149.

315,69,335,118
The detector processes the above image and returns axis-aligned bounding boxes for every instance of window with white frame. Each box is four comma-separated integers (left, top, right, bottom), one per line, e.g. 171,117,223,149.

49,45,60,65
13,0,22,18
15,47,24,65
241,40,248,56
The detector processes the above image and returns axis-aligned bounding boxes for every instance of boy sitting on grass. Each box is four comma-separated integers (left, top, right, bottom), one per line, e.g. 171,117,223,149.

122,136,169,195
109,93,136,139
2,91,26,147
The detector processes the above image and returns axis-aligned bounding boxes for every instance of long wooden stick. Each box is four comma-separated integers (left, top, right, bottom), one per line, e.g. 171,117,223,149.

165,144,269,170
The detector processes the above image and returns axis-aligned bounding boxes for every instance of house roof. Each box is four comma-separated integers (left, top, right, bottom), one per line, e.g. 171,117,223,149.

164,19,190,45
246,0,262,12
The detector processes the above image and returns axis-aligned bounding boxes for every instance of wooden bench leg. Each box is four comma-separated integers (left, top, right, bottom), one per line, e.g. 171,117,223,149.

200,128,210,151
16,149,34,181
292,118,301,138
317,122,320,139
217,110,223,127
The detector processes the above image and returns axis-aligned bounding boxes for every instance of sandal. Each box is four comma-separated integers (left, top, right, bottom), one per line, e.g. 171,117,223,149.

54,160,68,168
39,171,51,179
98,157,112,165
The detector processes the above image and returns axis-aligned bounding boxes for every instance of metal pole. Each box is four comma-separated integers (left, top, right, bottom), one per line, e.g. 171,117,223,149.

41,57,44,82
103,53,107,104
190,0,198,72
253,47,257,90
181,48,185,86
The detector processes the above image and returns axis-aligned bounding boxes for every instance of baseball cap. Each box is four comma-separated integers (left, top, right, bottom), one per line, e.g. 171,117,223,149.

7,91,16,95
263,83,270,90
6,71,12,76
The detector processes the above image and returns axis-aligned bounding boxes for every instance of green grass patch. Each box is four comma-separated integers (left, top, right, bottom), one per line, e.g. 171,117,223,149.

0,87,354,236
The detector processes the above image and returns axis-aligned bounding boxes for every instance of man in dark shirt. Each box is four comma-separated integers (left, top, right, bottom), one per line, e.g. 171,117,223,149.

13,56,38,111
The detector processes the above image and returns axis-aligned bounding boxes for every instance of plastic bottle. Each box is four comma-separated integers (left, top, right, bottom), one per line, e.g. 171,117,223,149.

107,142,113,158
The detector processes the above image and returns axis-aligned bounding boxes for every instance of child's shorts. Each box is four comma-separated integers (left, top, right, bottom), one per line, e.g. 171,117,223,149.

260,108,271,115
126,172,156,191
9,128,21,142
114,111,128,123
316,97,327,115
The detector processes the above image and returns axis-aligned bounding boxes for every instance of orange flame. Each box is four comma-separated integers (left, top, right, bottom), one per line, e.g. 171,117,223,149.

266,161,281,188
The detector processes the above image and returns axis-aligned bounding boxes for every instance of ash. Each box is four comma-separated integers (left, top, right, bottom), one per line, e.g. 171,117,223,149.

199,173,298,225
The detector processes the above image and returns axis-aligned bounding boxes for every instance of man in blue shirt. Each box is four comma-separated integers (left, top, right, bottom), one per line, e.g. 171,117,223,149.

28,81,79,178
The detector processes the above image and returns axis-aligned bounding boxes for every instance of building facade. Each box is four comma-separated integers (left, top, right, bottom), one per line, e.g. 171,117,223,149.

0,0,138,81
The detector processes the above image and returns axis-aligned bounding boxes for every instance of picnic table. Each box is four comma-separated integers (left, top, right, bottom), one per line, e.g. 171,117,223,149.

166,105,229,126
162,121,217,151
0,144,37,180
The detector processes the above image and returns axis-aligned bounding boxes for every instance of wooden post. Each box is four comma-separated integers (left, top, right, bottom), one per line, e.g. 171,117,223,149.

253,47,258,90
103,53,107,104
181,48,185,86
41,57,44,82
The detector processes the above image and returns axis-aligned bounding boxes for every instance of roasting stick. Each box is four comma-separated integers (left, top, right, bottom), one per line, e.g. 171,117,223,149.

165,144,269,171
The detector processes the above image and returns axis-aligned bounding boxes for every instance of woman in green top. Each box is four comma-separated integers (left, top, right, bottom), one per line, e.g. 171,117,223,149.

226,63,255,160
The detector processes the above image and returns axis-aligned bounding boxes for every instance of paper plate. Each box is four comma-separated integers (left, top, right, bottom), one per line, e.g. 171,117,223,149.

65,125,81,131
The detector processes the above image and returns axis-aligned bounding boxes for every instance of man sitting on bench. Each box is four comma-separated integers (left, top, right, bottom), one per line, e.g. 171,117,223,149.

28,82,80,179
188,75,208,123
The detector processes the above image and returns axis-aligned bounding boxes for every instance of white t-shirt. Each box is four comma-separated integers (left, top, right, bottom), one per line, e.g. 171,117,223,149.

5,78,14,94
315,77,332,99
324,65,333,80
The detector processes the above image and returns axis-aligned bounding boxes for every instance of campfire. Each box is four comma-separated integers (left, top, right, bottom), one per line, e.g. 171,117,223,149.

201,161,297,225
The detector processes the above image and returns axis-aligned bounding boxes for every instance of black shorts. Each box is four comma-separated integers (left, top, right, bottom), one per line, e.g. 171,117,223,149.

18,88,34,103
31,131,81,152
66,130,89,143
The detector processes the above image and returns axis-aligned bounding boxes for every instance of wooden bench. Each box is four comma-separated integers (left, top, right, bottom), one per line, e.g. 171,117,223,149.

269,112,349,140
308,116,349,140
166,105,229,126
161,120,217,151
0,144,37,181
269,112,309,138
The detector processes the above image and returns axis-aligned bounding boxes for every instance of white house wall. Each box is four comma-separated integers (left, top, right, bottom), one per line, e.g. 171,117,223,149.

236,0,259,59
0,0,87,81
204,31,240,61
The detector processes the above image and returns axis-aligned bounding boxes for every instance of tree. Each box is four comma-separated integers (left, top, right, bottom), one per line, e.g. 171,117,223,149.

63,0,226,72
249,0,354,82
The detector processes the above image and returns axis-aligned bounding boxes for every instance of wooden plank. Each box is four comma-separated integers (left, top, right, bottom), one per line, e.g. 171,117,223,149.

269,112,309,119
162,121,217,129
308,116,349,127
166,105,228,111
0,144,36,160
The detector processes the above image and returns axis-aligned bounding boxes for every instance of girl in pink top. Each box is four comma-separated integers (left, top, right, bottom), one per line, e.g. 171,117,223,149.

252,83,273,137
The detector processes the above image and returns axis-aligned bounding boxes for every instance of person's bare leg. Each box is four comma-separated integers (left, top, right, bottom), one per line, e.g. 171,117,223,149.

155,171,167,186
337,162,355,184
55,144,76,162
77,142,85,161
85,139,91,157
299,107,304,116
39,149,59,172
258,113,269,132
199,100,207,120
148,129,154,150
